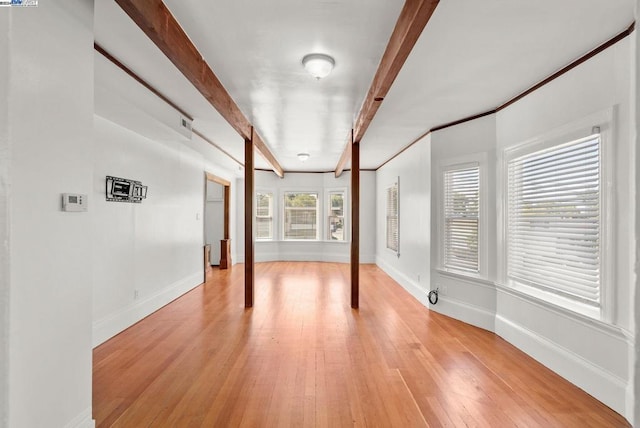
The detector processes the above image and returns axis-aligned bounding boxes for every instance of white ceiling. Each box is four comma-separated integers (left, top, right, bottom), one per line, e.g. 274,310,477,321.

94,0,635,173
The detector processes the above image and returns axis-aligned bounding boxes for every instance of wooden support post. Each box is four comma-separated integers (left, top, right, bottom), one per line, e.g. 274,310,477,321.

244,132,255,308
351,137,360,309
224,185,230,240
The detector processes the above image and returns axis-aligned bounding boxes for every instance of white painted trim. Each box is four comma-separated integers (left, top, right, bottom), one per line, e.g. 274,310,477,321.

64,407,95,428
495,314,628,417
496,283,629,341
434,268,496,289
436,152,489,277
92,271,203,347
257,252,345,263
376,269,494,336
429,295,496,332
255,253,375,264
324,186,348,242
376,256,430,307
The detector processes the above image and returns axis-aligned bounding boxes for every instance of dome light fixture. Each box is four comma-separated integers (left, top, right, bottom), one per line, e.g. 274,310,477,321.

302,53,335,80
297,152,310,162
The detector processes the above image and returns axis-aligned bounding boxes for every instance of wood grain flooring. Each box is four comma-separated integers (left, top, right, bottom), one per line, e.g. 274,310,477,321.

93,262,630,427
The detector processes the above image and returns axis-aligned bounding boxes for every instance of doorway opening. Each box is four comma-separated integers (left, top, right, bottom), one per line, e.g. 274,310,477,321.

204,172,231,282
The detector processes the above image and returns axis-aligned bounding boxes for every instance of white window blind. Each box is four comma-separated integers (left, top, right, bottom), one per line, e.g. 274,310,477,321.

256,192,273,240
284,192,318,240
444,166,479,272
386,182,399,252
507,134,601,306
327,191,345,241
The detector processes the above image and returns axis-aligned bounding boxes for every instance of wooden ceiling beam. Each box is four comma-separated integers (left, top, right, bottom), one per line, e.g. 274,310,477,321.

115,0,284,178
335,0,439,177
334,137,352,177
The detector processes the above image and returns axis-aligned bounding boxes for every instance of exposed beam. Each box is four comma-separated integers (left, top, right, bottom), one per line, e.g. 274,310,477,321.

335,0,439,177
253,133,284,178
335,137,351,178
115,0,284,178
350,136,360,309
244,130,255,308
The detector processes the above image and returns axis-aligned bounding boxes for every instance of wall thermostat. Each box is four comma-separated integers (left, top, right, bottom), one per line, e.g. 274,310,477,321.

62,193,88,212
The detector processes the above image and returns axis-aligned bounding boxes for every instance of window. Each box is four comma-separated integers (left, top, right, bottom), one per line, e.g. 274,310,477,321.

507,133,601,308
283,192,318,240
327,191,345,241
386,181,399,252
256,192,273,240
444,165,479,273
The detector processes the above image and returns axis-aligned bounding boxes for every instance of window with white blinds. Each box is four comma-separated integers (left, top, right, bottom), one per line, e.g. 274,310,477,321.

507,134,601,306
256,192,273,240
444,165,479,272
386,182,399,252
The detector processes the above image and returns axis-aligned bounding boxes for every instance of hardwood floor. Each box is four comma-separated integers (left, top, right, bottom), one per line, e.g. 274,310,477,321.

93,262,629,427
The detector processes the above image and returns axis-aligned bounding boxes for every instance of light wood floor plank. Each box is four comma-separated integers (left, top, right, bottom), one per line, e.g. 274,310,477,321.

93,262,629,427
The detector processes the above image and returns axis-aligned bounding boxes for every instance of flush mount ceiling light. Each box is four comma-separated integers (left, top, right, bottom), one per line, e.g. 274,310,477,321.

302,53,335,80
297,152,310,162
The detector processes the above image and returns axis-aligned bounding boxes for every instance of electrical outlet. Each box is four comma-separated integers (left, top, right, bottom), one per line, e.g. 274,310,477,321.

441,285,448,295
417,274,421,282
134,289,139,300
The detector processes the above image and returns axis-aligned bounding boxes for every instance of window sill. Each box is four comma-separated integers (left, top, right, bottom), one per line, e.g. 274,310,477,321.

500,280,601,321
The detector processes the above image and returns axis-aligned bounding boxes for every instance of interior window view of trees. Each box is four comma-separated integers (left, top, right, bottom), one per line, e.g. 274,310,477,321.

283,192,319,240
328,191,345,241
256,192,273,240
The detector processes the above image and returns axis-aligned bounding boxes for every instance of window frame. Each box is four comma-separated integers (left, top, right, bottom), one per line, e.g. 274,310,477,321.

442,162,481,274
437,154,487,278
255,190,274,241
385,179,400,255
501,110,614,321
326,188,347,242
282,190,321,241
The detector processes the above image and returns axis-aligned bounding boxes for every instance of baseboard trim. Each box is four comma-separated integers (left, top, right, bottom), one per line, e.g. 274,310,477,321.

495,314,628,417
64,407,95,428
256,252,348,263
237,254,375,264
430,295,496,332
93,271,203,347
375,257,430,307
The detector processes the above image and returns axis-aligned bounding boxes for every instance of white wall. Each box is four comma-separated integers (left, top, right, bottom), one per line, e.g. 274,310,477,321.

235,170,376,264
205,181,225,264
429,114,497,331
92,42,240,347
0,11,9,427
92,116,236,346
4,2,95,427
376,35,636,424
375,135,431,304
496,37,634,419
